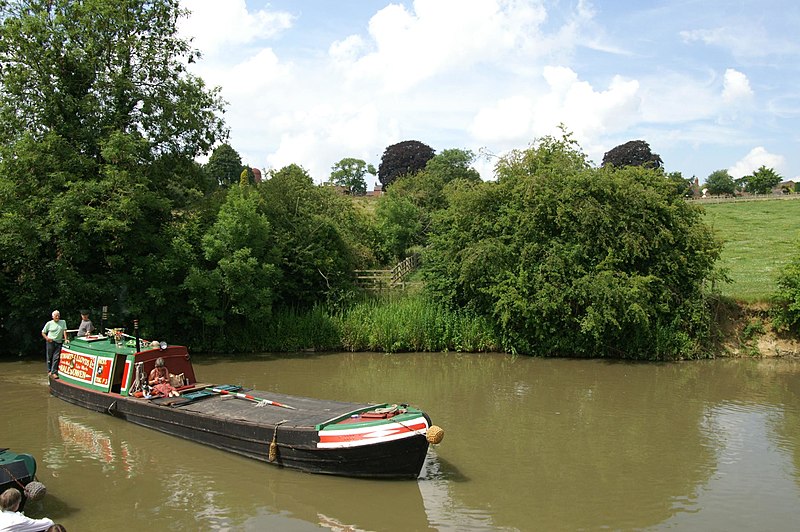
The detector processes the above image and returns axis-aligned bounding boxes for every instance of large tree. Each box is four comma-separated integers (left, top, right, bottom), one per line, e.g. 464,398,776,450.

602,140,663,169
0,0,227,352
375,148,482,262
259,164,360,308
377,140,435,189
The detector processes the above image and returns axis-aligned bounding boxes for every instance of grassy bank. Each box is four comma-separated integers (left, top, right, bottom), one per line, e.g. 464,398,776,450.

701,197,800,302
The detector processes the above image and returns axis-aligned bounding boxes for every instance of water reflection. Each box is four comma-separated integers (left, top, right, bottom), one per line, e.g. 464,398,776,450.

39,403,478,530
4,355,800,530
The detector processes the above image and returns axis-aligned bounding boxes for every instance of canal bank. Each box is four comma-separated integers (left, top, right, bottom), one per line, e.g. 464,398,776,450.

716,300,800,357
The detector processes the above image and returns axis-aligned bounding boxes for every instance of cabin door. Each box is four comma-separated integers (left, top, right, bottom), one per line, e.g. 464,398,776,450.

110,354,127,394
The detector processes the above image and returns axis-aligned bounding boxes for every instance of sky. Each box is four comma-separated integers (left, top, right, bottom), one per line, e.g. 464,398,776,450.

178,0,800,187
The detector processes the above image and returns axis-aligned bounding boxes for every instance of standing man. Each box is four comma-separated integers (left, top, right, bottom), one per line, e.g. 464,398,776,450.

41,310,67,379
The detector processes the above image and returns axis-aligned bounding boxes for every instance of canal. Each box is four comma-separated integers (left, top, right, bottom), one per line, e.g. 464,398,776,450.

3,352,800,530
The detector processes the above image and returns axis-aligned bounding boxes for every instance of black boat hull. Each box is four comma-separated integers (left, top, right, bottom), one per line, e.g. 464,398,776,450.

50,378,429,479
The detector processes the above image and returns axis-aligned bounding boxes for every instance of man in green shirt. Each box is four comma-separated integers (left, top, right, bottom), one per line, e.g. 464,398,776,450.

41,310,67,379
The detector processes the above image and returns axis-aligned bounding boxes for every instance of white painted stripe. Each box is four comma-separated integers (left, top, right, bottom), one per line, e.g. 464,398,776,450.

318,416,428,437
317,427,428,448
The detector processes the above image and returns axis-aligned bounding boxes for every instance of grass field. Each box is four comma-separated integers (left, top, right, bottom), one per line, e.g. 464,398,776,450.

700,197,800,302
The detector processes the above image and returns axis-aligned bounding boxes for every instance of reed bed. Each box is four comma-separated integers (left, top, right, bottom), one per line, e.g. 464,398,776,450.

337,292,501,353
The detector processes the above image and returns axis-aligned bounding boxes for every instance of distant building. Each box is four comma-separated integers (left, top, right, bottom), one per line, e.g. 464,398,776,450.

251,167,262,183
774,180,796,194
366,184,384,197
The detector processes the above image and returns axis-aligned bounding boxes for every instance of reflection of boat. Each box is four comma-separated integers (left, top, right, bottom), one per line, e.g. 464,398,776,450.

49,332,444,479
0,448,46,510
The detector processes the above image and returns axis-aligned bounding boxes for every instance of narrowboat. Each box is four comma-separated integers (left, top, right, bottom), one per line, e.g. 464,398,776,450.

0,448,46,510
48,331,444,479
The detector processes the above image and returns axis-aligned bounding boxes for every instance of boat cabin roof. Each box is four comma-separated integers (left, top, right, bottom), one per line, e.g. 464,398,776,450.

69,335,197,384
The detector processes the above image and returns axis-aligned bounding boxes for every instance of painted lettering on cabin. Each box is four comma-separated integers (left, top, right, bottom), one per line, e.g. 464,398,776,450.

60,350,96,384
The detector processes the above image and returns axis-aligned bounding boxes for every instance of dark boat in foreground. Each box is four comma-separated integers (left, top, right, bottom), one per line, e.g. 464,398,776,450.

48,332,444,479
0,448,46,510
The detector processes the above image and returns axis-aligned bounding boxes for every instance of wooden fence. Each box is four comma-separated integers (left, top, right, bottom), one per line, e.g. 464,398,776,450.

355,254,419,291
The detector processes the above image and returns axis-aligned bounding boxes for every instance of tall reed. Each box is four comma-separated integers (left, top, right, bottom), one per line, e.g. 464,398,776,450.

337,292,501,353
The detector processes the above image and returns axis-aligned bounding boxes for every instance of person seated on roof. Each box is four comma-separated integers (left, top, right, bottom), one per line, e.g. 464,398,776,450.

0,487,55,531
148,357,180,398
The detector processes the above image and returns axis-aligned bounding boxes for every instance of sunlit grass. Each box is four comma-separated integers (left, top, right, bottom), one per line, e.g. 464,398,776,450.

701,198,800,302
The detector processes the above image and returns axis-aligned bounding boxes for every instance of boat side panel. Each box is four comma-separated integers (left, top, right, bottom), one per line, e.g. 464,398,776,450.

49,379,429,478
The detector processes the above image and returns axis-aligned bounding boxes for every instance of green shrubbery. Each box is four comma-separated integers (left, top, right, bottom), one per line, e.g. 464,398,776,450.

423,133,723,360
771,253,800,333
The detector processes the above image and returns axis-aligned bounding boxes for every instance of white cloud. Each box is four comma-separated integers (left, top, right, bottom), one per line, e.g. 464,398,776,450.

728,147,786,178
469,66,640,149
680,25,800,60
263,104,389,181
178,0,293,56
722,68,753,103
333,0,550,92
175,1,799,184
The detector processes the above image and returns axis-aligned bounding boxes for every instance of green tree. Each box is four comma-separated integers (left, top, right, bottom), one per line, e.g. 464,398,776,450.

704,170,736,196
744,165,783,195
259,164,360,307
772,251,800,334
378,140,435,189
375,148,482,262
666,171,694,197
375,194,423,263
0,0,226,351
329,158,375,196
185,186,280,348
205,144,244,188
424,133,722,359
602,140,663,169
424,148,482,183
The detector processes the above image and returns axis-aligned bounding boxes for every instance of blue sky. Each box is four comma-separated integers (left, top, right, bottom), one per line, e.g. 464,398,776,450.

179,0,800,186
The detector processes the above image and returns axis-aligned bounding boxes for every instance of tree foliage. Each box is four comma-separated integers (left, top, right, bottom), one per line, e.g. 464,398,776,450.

205,144,244,188
602,140,663,170
259,164,361,309
329,158,375,195
424,133,722,359
375,148,482,263
377,140,435,189
771,250,800,334
0,0,226,352
743,165,783,195
704,169,735,196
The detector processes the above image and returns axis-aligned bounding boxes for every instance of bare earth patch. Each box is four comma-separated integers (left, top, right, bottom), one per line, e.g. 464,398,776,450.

715,301,800,357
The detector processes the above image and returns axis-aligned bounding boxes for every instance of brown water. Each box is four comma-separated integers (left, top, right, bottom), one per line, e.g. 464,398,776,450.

3,353,800,531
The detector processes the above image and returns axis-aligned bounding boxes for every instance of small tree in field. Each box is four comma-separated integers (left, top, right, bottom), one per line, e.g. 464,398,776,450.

704,170,736,196
744,166,783,195
329,158,375,196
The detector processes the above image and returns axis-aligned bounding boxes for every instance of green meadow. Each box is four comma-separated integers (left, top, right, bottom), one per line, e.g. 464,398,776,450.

701,198,800,302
